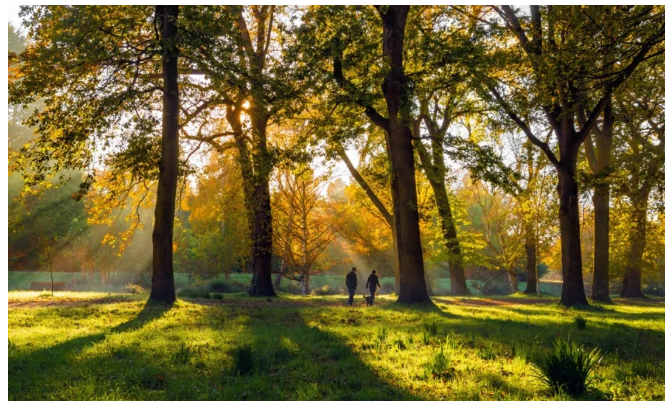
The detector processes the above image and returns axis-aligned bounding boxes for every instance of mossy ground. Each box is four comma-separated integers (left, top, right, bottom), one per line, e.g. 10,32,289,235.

8,291,664,400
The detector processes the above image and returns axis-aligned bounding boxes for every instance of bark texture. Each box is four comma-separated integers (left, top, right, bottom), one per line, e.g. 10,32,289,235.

581,97,614,302
378,6,430,304
150,5,179,303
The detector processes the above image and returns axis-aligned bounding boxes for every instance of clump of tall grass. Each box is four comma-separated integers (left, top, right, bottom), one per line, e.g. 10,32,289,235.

530,337,601,397
574,315,587,330
423,321,439,337
423,346,454,381
231,345,255,376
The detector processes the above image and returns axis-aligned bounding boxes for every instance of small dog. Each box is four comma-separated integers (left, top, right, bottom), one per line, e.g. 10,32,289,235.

363,295,373,306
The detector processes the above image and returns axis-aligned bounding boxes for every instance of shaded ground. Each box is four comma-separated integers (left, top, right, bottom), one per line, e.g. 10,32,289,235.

8,292,665,401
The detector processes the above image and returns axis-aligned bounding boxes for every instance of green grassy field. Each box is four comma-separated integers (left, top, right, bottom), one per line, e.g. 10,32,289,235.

7,271,193,291
9,271,563,296
8,291,663,400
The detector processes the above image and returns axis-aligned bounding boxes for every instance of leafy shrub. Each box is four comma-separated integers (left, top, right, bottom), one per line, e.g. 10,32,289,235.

424,347,454,381
574,315,587,330
231,345,254,376
530,337,601,397
124,283,146,294
211,293,224,300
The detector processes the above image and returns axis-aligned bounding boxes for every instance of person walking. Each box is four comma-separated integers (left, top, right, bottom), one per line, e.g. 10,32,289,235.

345,267,358,306
366,270,381,305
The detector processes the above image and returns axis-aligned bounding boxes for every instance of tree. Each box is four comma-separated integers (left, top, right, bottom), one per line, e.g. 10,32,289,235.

459,177,525,293
469,5,664,306
614,61,665,297
150,5,180,303
8,6,216,302
413,93,472,296
177,6,315,296
273,168,339,294
299,5,431,304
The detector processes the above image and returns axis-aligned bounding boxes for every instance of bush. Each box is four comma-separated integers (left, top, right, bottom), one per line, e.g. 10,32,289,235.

530,337,601,397
206,279,246,294
124,283,146,294
574,315,587,330
211,293,224,300
424,347,454,381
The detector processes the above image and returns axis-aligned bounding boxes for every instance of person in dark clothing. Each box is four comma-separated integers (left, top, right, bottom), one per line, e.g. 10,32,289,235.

366,270,381,305
345,267,358,306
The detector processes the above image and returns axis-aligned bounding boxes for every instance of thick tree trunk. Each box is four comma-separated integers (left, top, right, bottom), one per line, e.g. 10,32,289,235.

523,221,538,294
585,97,614,302
432,181,469,295
379,6,430,305
391,223,401,293
248,179,276,296
590,185,611,301
150,5,179,303
557,167,588,307
621,190,649,298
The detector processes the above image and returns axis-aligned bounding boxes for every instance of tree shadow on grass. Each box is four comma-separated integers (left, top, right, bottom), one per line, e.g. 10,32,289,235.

9,300,173,400
191,302,422,400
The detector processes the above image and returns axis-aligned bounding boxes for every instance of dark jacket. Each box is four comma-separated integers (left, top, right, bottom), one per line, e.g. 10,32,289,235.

366,274,380,290
345,271,358,289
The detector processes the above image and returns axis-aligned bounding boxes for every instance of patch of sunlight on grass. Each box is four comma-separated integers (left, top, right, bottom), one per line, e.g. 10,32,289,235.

8,292,665,401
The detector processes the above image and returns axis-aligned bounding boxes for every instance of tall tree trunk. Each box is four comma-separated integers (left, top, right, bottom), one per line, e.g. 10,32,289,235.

150,5,179,303
590,185,611,301
432,179,470,295
523,221,538,294
391,223,401,293
248,178,276,296
557,165,588,307
379,6,430,304
621,188,649,298
583,97,614,302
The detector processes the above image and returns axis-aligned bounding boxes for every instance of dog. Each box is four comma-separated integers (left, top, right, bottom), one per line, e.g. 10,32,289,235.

363,295,373,306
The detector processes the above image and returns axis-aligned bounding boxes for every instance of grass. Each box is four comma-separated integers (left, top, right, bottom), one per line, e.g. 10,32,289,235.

8,291,664,400
529,336,602,397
